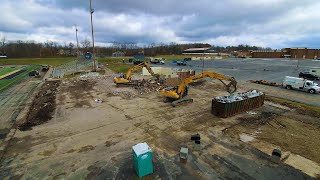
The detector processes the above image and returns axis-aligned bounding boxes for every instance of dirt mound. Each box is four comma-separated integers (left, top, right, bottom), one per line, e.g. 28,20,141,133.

18,81,61,131
134,79,165,94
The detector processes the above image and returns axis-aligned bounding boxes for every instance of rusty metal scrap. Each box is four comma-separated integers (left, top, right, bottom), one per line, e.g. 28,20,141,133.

212,90,265,118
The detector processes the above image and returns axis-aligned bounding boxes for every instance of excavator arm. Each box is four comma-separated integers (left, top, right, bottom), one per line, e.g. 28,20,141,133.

176,71,237,98
162,71,237,101
114,62,159,85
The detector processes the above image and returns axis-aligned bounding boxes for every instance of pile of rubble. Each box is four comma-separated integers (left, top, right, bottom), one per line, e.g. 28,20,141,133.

133,79,165,94
214,90,264,103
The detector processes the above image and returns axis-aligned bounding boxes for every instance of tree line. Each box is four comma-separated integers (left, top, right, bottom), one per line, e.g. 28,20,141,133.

0,36,272,58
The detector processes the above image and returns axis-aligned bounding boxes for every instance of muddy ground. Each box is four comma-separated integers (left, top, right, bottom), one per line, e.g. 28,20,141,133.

0,69,319,179
18,80,61,131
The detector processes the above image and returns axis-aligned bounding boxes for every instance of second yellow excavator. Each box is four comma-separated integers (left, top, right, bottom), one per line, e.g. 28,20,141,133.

161,71,237,106
114,62,159,85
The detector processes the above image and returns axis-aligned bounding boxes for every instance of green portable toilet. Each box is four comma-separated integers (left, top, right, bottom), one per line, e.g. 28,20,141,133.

132,142,153,178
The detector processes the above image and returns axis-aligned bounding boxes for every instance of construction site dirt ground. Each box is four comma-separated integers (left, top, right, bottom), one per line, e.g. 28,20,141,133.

0,69,320,179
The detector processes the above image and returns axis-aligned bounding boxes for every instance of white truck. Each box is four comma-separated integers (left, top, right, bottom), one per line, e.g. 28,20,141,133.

150,57,165,64
283,76,320,94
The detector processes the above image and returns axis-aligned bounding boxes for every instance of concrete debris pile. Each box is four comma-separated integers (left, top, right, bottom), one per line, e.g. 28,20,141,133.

214,90,264,103
79,72,101,79
134,79,165,94
110,89,138,99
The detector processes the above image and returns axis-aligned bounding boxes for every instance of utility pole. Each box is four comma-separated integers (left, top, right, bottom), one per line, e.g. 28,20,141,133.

75,24,79,56
202,48,205,73
90,0,96,71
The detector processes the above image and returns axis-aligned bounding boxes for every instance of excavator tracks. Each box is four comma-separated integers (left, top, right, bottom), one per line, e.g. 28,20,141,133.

171,98,194,107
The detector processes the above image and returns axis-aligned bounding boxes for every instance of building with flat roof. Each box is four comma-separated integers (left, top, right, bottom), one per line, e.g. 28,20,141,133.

183,48,214,54
251,48,320,59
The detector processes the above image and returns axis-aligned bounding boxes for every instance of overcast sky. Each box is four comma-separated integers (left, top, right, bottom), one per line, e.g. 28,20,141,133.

1,0,319,48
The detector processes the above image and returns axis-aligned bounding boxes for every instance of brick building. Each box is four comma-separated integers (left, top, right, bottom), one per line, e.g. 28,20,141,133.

251,50,283,58
252,48,320,59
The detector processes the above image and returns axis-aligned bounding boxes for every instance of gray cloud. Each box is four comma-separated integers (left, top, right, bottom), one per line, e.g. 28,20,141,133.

0,0,319,48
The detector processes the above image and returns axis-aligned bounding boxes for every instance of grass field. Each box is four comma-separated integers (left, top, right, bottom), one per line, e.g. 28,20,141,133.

0,55,193,67
0,56,198,75
0,57,75,66
0,65,40,93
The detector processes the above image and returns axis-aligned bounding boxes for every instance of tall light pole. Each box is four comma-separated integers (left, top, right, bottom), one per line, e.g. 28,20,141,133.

90,0,96,71
75,24,79,56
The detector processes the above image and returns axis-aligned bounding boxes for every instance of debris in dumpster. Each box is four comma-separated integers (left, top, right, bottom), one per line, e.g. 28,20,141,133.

212,90,265,118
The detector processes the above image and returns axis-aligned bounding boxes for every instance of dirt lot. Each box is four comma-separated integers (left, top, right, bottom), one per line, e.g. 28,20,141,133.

0,69,319,179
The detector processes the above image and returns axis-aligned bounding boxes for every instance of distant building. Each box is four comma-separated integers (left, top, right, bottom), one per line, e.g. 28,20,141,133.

283,48,320,59
183,48,230,57
234,51,252,58
251,48,320,59
251,50,283,58
112,51,125,57
183,48,210,54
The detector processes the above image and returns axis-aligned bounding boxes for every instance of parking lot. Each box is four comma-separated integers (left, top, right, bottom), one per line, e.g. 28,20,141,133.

159,58,320,84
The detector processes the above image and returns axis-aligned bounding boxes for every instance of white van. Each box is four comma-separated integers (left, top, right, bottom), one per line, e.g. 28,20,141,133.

150,57,165,64
283,76,320,94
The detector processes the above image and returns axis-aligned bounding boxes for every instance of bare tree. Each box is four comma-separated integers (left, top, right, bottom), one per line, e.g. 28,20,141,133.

68,42,75,55
0,35,6,53
81,38,91,52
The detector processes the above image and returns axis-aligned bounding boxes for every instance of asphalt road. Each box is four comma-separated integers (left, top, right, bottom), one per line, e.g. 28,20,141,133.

157,58,320,84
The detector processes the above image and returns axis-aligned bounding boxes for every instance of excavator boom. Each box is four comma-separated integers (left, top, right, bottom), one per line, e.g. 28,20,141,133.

161,71,237,105
114,62,159,85
176,71,237,98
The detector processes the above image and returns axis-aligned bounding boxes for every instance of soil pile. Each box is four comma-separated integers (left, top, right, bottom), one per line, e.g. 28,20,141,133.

18,81,61,130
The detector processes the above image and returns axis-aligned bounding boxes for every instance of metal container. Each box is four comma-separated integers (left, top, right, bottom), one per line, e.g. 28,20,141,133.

212,91,265,118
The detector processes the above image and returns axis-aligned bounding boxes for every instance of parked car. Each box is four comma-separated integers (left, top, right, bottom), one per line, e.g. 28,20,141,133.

150,57,165,64
133,60,143,65
183,58,192,61
29,70,40,77
0,54,7,58
177,60,187,66
42,65,49,71
283,76,320,94
299,72,319,80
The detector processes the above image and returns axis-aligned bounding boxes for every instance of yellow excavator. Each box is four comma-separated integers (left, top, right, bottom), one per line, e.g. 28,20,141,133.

161,71,237,106
114,62,159,85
